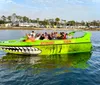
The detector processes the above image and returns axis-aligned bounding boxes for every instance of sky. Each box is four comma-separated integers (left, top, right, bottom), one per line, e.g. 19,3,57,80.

0,0,100,21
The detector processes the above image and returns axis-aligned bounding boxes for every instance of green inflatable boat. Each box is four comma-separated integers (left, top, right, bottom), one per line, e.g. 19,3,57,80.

0,31,92,55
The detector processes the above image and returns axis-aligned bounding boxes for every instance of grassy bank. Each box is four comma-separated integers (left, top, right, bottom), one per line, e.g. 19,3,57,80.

0,27,100,31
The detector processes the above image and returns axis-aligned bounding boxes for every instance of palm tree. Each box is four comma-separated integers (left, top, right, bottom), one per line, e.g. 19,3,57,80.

48,19,55,27
81,21,85,26
16,16,21,22
86,22,90,27
1,15,6,22
67,20,75,26
23,16,29,22
61,19,66,28
36,18,39,27
7,16,11,22
91,20,98,26
11,13,17,25
55,18,60,26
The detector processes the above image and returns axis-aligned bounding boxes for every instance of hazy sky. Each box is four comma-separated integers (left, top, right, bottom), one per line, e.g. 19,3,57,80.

0,0,100,21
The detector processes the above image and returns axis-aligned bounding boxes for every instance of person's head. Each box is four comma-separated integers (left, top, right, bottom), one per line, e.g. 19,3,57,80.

51,32,53,35
62,32,64,34
66,33,68,35
60,32,62,35
36,34,40,37
42,34,44,36
32,31,34,33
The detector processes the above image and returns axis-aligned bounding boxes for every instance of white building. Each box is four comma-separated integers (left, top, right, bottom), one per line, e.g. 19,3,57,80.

2,23,12,27
5,23,12,27
89,26,98,28
77,26,87,28
19,23,39,27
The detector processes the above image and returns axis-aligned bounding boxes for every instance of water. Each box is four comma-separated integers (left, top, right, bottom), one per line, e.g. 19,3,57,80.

0,30,100,85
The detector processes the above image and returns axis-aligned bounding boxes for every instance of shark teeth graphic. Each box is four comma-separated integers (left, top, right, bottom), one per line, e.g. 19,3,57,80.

0,46,41,55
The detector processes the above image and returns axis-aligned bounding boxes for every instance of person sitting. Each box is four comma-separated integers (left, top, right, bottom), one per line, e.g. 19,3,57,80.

48,34,52,40
66,33,68,39
24,31,71,41
44,35,49,40
51,32,57,40
44,32,48,36
30,31,36,37
57,32,62,39
62,32,67,39
40,34,45,40
35,34,41,40
26,34,35,42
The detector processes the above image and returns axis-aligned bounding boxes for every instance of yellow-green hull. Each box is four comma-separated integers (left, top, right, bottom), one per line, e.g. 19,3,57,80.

0,32,92,55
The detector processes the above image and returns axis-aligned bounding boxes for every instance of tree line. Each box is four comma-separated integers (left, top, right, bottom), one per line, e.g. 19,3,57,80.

0,13,100,27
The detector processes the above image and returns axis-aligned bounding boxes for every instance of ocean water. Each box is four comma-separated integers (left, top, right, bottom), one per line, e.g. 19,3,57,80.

0,30,100,85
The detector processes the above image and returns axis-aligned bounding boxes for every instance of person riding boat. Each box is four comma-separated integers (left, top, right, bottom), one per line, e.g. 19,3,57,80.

43,32,49,40
40,34,45,40
62,33,67,39
35,34,41,40
26,34,35,42
23,31,75,42
30,31,36,37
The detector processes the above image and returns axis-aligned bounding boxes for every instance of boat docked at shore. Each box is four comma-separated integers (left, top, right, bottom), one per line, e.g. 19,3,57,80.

0,31,92,55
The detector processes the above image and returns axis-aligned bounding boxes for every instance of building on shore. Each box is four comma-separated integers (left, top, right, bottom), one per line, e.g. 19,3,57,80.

0,23,12,28
65,26,87,29
18,22,40,27
89,26,99,29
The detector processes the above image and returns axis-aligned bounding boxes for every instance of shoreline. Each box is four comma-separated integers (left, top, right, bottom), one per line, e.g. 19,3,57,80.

0,27,100,31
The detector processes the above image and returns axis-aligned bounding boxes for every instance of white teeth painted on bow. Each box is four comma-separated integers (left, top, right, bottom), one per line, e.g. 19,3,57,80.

15,50,17,52
35,48,38,51
15,47,19,49
6,47,8,49
26,51,29,53
29,51,33,53
23,47,26,49
32,50,42,54
22,50,25,53
31,48,35,51
0,46,41,54
11,49,14,51
19,47,23,49
27,47,31,49
19,50,21,52
6,49,10,51
3,47,5,48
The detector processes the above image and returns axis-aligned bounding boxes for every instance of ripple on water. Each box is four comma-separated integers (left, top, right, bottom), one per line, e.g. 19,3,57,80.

0,70,25,84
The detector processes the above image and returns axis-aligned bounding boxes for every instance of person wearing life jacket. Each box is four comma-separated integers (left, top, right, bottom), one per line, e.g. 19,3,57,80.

62,33,67,39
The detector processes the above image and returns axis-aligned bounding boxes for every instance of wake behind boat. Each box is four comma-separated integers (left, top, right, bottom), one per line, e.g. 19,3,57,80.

0,31,92,55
